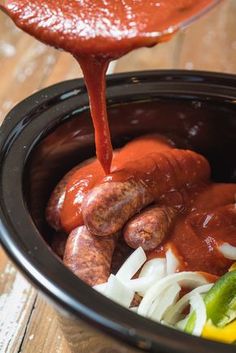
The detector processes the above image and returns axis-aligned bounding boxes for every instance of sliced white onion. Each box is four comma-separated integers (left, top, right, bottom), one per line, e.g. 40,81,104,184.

105,274,134,308
189,293,206,336
137,258,166,296
93,244,211,335
176,316,189,330
150,283,181,322
93,282,107,294
166,247,179,275
138,272,208,317
164,283,213,325
124,275,158,293
139,258,166,279
116,247,146,281
218,242,236,260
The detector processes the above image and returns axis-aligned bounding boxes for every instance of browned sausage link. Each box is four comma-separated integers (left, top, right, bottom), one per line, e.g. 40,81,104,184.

82,149,210,236
82,180,153,236
124,205,177,251
46,175,68,231
63,225,117,286
46,159,94,231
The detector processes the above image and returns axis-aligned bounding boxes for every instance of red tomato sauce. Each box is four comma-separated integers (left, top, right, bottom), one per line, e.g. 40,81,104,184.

148,182,236,275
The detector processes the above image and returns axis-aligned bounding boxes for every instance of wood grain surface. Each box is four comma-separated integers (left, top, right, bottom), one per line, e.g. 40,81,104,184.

0,1,236,352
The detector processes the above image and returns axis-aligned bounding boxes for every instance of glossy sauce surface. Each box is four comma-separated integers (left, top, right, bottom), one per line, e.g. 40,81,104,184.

4,1,215,56
61,135,172,232
149,183,236,275
4,0,215,173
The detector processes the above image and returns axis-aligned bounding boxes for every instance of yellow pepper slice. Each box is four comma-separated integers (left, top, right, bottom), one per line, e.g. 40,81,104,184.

229,263,236,272
202,320,236,344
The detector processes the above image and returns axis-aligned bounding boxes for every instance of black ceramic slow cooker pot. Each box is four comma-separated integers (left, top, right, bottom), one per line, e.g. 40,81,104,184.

0,70,236,353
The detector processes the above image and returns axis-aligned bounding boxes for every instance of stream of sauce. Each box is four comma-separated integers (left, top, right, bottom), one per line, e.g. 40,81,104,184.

3,0,216,173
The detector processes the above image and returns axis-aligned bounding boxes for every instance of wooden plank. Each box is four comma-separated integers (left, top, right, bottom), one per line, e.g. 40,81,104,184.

0,249,70,353
0,18,83,123
114,32,183,73
0,36,58,122
114,0,236,74
177,0,236,72
0,248,36,353
44,52,81,87
0,12,22,65
19,297,70,353
0,29,56,122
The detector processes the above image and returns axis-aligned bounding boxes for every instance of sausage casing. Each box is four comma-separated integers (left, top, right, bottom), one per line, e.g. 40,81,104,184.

63,225,116,286
124,205,177,251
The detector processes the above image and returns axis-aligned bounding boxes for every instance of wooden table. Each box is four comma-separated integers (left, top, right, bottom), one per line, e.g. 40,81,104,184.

0,1,236,352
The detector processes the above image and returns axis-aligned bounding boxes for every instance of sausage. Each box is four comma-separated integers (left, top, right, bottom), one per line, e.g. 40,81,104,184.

82,149,210,236
45,174,70,231
60,159,104,232
45,158,95,231
124,205,177,251
63,226,117,286
82,179,153,236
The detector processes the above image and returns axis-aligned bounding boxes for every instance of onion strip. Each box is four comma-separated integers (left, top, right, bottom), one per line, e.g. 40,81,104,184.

150,283,181,322
189,293,207,336
218,243,236,260
105,274,134,308
116,247,146,281
164,283,213,324
138,272,208,317
166,247,179,275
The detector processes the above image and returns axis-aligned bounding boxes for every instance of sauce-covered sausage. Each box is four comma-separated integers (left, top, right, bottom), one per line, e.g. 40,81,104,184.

82,149,210,236
46,168,76,231
47,135,172,233
46,159,94,231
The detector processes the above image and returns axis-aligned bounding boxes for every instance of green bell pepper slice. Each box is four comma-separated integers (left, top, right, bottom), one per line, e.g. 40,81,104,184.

204,270,236,327
184,270,236,334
